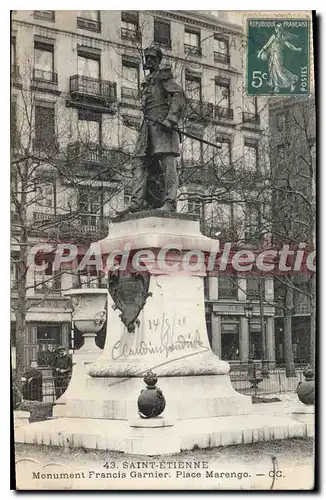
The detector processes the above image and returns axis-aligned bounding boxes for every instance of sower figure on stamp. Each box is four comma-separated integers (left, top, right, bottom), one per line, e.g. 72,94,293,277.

117,45,185,215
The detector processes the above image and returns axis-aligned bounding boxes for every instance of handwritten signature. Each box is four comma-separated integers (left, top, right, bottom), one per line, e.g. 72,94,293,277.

111,331,203,360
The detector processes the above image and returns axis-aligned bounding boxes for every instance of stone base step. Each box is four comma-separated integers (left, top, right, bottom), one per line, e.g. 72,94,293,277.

14,414,309,455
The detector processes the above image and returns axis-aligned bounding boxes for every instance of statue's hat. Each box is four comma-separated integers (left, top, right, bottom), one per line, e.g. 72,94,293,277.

144,45,163,62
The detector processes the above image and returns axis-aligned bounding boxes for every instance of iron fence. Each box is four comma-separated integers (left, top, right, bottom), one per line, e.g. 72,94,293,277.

229,361,306,395
21,375,71,404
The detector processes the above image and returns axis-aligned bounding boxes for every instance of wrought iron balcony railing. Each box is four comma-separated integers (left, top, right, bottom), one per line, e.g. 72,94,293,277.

33,11,55,22
70,75,117,101
33,68,58,84
215,106,234,121
242,111,260,125
32,211,109,239
121,27,140,41
214,52,230,64
121,86,140,99
154,37,171,48
66,142,127,173
180,161,208,185
67,141,113,165
77,17,101,32
184,44,201,56
185,99,214,120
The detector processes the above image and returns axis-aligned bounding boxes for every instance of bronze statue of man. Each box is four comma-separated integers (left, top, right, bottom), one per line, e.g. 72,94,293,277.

117,45,185,215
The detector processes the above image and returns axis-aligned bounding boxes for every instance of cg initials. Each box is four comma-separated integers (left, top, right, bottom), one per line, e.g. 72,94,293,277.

251,71,268,88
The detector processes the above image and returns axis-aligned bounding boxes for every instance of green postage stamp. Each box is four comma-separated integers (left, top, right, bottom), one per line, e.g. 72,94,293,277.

247,18,310,96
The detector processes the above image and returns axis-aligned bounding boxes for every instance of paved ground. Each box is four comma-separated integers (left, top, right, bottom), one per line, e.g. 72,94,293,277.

14,392,315,491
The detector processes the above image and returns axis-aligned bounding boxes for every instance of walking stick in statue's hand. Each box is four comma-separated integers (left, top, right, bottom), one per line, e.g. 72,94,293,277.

144,116,222,150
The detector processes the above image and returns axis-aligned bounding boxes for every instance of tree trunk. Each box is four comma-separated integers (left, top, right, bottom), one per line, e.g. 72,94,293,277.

309,277,316,369
284,285,296,377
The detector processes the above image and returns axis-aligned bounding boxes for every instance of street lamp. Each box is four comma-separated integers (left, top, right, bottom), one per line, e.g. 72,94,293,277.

244,303,253,360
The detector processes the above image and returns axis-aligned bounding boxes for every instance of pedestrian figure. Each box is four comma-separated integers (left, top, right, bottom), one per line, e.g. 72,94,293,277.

21,360,43,402
52,346,72,399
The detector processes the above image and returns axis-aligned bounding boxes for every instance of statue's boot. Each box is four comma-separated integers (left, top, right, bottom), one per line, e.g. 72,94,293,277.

156,202,176,213
115,205,139,217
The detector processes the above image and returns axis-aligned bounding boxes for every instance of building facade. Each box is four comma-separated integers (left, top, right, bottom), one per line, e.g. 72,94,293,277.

269,95,316,365
11,10,274,368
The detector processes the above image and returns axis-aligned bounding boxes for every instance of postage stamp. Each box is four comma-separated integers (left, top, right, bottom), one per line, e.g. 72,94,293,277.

247,18,310,96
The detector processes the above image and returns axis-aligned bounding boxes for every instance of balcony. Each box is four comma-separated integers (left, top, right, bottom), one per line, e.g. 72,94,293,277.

214,52,230,64
66,142,127,178
121,27,140,41
184,99,214,121
180,161,208,186
214,106,234,121
33,11,55,22
33,211,109,240
154,37,171,49
77,17,101,32
242,112,260,126
184,44,201,57
69,75,117,106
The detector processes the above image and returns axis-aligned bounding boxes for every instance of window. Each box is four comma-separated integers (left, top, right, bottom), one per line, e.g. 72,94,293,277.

78,187,102,215
37,183,55,209
78,109,101,144
244,142,258,172
78,187,104,230
247,277,261,300
185,75,201,101
11,256,19,289
219,274,238,299
215,80,230,108
77,52,100,80
221,318,240,360
187,195,203,217
37,324,62,366
34,40,56,82
154,19,171,47
216,137,231,169
34,11,55,22
34,103,55,150
215,79,233,119
214,36,230,64
121,11,139,40
182,135,202,164
243,97,259,124
77,11,101,32
184,28,201,56
11,36,18,78
34,261,61,293
121,61,139,98
244,202,261,241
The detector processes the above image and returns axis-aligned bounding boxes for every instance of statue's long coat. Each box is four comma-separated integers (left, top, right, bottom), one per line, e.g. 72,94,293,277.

134,68,185,158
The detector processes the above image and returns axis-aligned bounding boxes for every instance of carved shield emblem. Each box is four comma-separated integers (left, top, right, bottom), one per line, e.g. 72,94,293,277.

108,273,152,333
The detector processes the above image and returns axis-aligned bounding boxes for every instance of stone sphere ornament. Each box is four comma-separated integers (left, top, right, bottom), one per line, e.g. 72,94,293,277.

137,370,166,418
297,365,315,405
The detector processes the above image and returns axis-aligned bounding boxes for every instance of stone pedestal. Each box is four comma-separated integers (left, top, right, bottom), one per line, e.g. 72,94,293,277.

126,417,181,455
15,214,309,453
292,404,315,437
55,289,106,406
14,410,30,429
